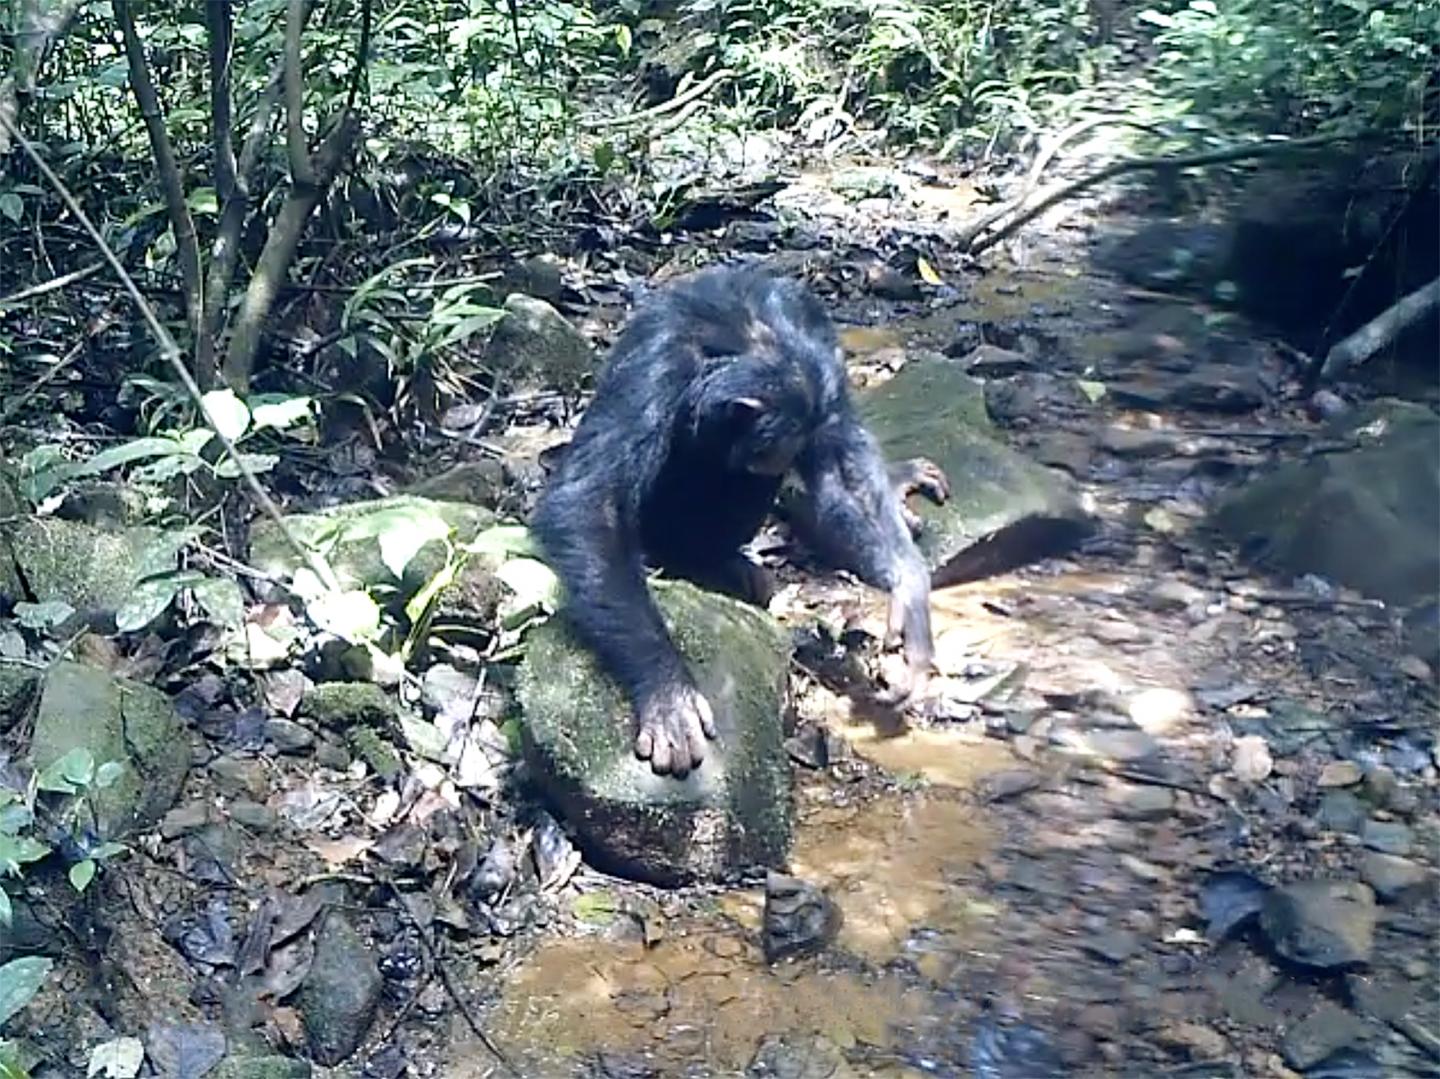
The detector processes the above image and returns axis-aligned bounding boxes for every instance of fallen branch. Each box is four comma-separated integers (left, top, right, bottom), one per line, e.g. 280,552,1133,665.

0,260,102,308
579,67,733,130
1317,276,1440,382
966,132,1346,256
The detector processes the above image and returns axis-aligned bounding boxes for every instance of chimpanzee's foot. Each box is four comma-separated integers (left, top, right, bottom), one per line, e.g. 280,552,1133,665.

634,681,716,778
890,458,950,537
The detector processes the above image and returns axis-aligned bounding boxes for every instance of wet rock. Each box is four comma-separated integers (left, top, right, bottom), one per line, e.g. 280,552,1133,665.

483,292,595,394
1359,819,1413,856
762,872,841,963
249,496,494,606
4,517,183,630
1281,1002,1371,1071
1318,761,1364,788
1358,852,1433,904
264,717,315,754
747,1032,847,1078
969,1017,1066,1078
961,344,1034,378
299,682,396,731
209,1054,312,1079
29,661,190,836
855,353,1092,585
208,753,268,800
145,1020,227,1079
406,460,505,507
980,769,1044,803
1098,426,1176,458
1082,928,1140,964
1213,400,1440,608
300,914,383,1066
1200,870,1270,941
1149,580,1208,611
1029,431,1093,477
1104,783,1176,821
230,800,278,832
1318,791,1367,833
1156,1022,1230,1060
518,579,793,886
1260,880,1376,968
1062,728,1160,764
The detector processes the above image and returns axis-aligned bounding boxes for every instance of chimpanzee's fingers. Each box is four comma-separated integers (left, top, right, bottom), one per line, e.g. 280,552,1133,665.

696,692,717,739
635,725,654,761
649,734,674,776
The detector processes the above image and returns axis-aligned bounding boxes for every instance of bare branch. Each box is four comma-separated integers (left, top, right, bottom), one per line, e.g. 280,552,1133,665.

1318,277,1440,382
114,0,206,354
206,0,238,202
0,108,341,594
284,0,316,187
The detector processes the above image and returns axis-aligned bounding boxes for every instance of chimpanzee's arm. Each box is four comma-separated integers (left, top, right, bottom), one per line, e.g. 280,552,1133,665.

796,408,935,692
530,335,716,777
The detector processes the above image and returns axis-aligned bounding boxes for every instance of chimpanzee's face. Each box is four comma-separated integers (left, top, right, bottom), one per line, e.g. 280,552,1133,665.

727,403,808,476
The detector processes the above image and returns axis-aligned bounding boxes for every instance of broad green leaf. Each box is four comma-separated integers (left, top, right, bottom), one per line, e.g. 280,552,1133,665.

399,715,447,762
1075,379,1107,403
37,747,94,793
0,957,53,1027
200,388,251,442
0,804,32,835
178,428,214,455
572,891,618,924
377,513,452,581
75,437,181,477
13,600,75,630
0,889,9,928
186,187,220,216
86,1035,144,1078
69,859,96,894
0,194,22,225
115,575,183,632
307,589,383,644
496,557,560,628
212,452,278,478
463,525,539,558
90,842,127,861
0,835,49,875
191,577,246,627
0,1039,30,1079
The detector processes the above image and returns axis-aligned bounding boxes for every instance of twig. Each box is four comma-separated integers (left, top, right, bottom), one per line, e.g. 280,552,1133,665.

0,261,103,308
385,881,516,1075
1317,276,1440,382
579,68,734,130
967,133,1347,255
0,110,342,594
0,308,118,422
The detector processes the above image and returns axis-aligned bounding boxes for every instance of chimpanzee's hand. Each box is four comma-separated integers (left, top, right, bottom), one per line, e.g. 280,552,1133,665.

635,680,717,778
877,561,935,704
891,458,951,538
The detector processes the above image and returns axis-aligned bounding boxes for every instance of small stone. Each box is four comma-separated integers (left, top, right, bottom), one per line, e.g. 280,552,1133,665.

979,769,1044,803
1069,729,1161,764
1093,619,1143,644
1150,580,1208,611
1280,1002,1370,1071
1157,1022,1229,1059
300,915,383,1065
264,717,315,754
1231,735,1273,783
300,682,396,731
1317,761,1363,788
160,802,212,839
1360,819,1413,856
1099,426,1175,458
1261,879,1376,968
1317,790,1367,833
1082,929,1140,964
229,800,278,832
1127,687,1192,735
1105,783,1176,821
1359,852,1432,904
208,753,268,799
763,872,841,963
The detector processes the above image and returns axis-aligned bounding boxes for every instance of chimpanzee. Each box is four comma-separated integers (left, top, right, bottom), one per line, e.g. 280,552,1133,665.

531,264,949,778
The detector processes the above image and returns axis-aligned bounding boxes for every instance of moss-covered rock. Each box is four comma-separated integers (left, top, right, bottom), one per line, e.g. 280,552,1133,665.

7,518,182,627
518,580,793,886
857,352,1093,584
1212,400,1439,606
299,680,398,731
29,661,190,837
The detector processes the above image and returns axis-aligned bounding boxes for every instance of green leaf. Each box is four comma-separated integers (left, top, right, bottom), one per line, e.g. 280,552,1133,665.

90,842,127,861
74,437,182,477
114,575,183,633
377,514,452,581
0,889,10,928
463,525,540,558
250,395,315,432
306,589,383,644
495,557,560,628
0,1038,31,1079
405,560,457,624
0,804,32,836
93,762,125,790
200,388,251,442
1075,379,1107,403
13,600,75,631
0,956,53,1027
0,835,50,875
86,1035,144,1078
572,891,618,924
37,746,94,793
212,452,278,478
0,194,22,225
399,715,448,761
69,859,96,894
190,577,245,627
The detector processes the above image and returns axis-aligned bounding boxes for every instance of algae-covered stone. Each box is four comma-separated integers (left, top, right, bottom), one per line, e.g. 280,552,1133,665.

248,495,494,602
857,353,1093,583
8,518,182,627
29,661,190,836
483,292,595,394
1213,400,1439,606
519,579,792,886
299,681,397,731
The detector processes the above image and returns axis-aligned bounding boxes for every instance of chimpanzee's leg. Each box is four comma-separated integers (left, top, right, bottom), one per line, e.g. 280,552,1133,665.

795,413,936,698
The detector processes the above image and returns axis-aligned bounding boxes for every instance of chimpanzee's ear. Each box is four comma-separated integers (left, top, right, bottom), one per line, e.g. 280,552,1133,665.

724,397,765,426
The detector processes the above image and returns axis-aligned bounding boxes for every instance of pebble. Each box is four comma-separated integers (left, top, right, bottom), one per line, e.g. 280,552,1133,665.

160,802,212,839
1149,580,1208,611
1261,879,1376,968
1317,761,1363,788
1281,1002,1370,1071
264,717,316,754
1068,729,1161,764
1127,687,1192,735
1359,851,1432,904
1104,784,1176,821
1082,929,1140,964
1156,1022,1229,1059
1231,736,1273,783
1360,819,1413,856
1317,791,1367,834
229,800,279,832
207,753,269,800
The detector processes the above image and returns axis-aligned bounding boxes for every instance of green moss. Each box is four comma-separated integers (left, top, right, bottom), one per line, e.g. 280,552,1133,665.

300,682,397,731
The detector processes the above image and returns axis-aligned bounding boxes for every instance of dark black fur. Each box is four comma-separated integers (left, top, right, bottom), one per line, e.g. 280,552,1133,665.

532,264,938,776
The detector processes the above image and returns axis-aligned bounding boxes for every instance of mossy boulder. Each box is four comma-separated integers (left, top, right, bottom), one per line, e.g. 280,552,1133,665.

1212,400,1439,607
247,495,494,602
518,580,793,886
857,352,1093,584
29,661,190,837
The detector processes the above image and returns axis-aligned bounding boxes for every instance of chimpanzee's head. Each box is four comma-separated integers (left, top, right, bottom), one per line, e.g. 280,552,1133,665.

692,355,816,476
